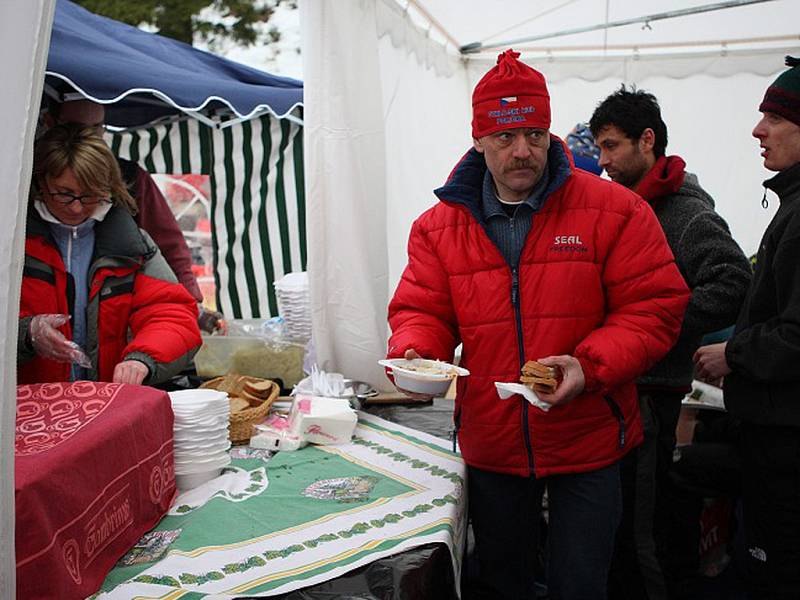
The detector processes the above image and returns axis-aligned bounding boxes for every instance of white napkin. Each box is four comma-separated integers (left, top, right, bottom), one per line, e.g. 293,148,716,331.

292,365,354,398
682,379,725,410
495,382,552,412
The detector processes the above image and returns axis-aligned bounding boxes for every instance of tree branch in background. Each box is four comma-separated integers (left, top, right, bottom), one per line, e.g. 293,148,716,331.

74,0,296,48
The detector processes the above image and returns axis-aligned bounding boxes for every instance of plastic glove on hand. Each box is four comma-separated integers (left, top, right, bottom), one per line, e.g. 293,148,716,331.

29,314,91,367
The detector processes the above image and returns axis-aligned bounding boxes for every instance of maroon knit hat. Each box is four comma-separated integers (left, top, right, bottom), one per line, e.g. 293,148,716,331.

472,50,551,139
759,56,800,127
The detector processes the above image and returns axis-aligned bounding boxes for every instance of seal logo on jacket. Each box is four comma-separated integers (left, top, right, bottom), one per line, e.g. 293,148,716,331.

550,234,588,253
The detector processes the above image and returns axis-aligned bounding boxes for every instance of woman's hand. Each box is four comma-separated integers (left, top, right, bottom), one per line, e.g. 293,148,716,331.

534,355,585,406
113,360,149,385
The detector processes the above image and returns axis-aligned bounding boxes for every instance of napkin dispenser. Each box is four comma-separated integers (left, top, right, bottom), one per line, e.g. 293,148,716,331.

289,395,358,445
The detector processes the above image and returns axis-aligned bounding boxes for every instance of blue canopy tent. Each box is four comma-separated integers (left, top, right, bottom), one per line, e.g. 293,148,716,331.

46,0,303,128
45,0,306,319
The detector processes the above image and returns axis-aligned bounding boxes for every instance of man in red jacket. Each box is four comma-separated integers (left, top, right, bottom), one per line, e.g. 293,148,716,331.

387,50,690,599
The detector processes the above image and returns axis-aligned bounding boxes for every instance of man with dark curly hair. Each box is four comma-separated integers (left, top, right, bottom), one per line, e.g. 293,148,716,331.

591,86,751,599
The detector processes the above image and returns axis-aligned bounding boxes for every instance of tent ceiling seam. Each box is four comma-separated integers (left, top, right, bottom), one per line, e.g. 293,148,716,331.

471,44,799,67
460,0,781,54
495,34,800,56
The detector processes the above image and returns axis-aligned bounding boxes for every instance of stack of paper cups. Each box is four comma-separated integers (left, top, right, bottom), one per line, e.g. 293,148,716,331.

274,271,312,343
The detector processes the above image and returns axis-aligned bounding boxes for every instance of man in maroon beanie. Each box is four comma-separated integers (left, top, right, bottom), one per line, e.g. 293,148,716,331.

386,50,689,599
589,87,751,600
695,56,800,599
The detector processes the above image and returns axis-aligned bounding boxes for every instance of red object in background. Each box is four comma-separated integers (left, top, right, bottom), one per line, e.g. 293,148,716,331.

698,497,734,576
15,382,175,600
196,218,211,233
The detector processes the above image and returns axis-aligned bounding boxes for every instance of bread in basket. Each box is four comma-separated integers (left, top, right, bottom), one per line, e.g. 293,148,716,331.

200,374,279,444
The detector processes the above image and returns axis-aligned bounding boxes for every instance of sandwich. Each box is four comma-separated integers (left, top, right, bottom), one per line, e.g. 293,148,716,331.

520,360,559,394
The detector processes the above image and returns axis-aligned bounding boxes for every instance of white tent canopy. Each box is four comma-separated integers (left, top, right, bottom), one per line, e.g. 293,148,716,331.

301,0,800,390
0,3,54,595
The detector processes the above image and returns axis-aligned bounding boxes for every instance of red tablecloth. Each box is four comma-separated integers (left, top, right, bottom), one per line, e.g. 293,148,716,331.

15,381,176,600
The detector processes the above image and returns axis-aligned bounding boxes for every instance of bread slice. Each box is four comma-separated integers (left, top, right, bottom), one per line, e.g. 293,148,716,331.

520,360,559,394
243,379,273,398
521,360,557,378
519,375,558,394
239,388,265,407
229,396,250,414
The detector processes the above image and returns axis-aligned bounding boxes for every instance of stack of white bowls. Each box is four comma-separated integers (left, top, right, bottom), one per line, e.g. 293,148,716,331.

168,389,231,490
274,271,312,343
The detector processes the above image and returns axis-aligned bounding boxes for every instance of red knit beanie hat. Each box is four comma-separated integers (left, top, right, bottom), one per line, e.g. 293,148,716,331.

472,49,551,139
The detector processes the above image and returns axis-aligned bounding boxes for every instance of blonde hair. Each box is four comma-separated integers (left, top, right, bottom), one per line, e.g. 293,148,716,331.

32,123,137,215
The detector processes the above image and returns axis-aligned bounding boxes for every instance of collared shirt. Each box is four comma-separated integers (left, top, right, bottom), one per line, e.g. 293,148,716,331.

481,165,550,267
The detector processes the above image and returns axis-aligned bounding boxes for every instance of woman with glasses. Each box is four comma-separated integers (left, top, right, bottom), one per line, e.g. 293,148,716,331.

18,123,201,385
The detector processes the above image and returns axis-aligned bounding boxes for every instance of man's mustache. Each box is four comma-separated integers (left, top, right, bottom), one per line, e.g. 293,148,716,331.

504,161,534,172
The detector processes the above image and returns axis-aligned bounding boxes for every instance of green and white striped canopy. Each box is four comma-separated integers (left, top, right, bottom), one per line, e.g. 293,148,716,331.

108,111,306,319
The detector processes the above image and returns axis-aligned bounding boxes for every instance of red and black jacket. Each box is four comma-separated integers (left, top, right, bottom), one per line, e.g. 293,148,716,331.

18,205,201,384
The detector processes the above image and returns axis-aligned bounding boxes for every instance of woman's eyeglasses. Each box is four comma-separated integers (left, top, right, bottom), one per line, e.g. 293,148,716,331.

47,190,111,207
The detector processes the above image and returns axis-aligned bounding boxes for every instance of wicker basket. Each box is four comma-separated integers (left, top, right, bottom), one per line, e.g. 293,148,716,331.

200,375,279,444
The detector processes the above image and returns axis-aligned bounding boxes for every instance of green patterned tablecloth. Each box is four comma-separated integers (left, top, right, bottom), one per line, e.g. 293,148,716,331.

94,412,466,598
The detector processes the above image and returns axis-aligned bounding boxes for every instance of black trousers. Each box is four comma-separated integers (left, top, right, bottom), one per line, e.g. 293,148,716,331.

609,390,683,600
464,462,621,600
740,422,800,599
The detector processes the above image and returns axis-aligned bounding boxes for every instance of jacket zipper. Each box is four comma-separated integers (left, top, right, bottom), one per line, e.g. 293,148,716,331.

67,226,76,270
603,395,626,449
511,267,535,473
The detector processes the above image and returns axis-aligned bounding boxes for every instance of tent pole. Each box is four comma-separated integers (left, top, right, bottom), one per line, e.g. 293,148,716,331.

460,0,779,54
405,0,460,49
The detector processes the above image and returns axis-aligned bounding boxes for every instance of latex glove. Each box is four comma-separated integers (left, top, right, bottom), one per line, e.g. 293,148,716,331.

113,360,149,385
535,355,585,406
29,314,91,368
394,348,436,402
198,305,227,334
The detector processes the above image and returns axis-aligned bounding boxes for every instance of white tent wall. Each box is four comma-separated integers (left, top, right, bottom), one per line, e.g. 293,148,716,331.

0,2,55,594
379,32,472,294
301,0,393,390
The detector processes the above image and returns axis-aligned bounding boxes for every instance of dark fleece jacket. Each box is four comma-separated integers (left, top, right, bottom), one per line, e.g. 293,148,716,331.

725,162,800,426
635,155,752,389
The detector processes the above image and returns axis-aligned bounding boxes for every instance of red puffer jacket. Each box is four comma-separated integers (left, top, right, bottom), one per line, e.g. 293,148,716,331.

388,140,689,477
18,206,201,385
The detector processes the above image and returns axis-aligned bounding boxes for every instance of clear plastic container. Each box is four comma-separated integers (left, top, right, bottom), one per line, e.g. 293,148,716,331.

194,319,305,387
